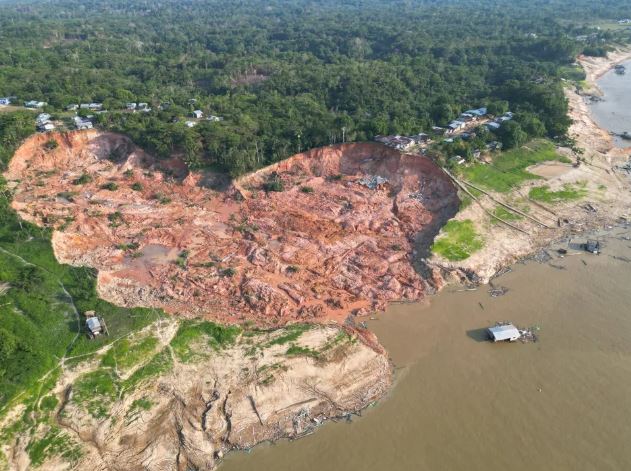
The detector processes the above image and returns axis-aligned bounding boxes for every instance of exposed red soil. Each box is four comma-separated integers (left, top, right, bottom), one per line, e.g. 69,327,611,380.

5,131,458,326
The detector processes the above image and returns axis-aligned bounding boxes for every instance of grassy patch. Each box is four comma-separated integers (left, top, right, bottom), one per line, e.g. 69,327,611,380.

170,321,241,362
528,183,587,203
129,397,153,412
491,206,523,224
72,173,92,185
265,324,312,347
72,370,119,418
101,336,159,370
26,426,82,467
122,349,173,392
459,140,568,193
286,344,320,359
431,220,483,261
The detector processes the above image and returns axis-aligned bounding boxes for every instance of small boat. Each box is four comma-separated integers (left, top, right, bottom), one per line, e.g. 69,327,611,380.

615,64,626,75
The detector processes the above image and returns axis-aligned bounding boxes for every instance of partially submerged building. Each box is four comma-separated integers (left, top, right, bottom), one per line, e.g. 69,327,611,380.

488,324,521,342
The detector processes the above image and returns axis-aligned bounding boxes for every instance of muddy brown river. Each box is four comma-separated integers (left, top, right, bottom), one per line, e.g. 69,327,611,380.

222,227,631,471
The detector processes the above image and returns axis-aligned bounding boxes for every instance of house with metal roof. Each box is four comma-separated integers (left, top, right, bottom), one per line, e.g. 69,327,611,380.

488,324,521,342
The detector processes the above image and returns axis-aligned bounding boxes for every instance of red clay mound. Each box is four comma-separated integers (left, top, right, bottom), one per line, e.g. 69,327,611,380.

5,131,458,326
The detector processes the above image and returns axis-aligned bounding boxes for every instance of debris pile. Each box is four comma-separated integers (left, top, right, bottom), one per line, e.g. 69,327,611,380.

358,175,388,189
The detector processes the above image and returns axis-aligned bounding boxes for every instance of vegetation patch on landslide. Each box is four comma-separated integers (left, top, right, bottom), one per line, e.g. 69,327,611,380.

491,206,524,224
528,183,588,203
459,140,570,193
170,320,241,363
101,336,159,371
431,220,484,261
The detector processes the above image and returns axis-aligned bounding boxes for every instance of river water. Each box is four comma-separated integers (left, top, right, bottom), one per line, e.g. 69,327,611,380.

222,68,631,470
590,59,631,147
222,226,631,471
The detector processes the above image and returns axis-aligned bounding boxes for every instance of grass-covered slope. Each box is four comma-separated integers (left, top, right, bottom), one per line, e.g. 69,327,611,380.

458,139,570,192
0,112,158,412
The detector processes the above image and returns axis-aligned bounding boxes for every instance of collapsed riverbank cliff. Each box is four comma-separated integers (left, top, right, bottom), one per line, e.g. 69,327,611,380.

1,133,457,471
6,134,459,326
3,50,631,471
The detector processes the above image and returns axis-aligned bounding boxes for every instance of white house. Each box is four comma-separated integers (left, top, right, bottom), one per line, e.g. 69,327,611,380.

0,97,11,106
486,122,501,131
192,110,204,119
37,122,55,132
36,113,51,125
126,102,137,110
74,116,93,130
25,100,47,108
66,104,79,111
185,121,197,128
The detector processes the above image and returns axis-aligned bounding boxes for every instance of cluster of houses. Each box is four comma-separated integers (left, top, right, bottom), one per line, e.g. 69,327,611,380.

185,109,224,127
374,105,514,166
445,107,488,134
126,102,151,112
618,19,631,25
374,133,430,150
35,113,94,133
73,116,93,130
66,103,103,112
36,113,55,132
25,100,47,109
375,106,514,151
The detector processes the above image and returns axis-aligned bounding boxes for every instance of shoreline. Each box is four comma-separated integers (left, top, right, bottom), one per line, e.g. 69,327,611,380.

428,49,631,284
2,49,631,471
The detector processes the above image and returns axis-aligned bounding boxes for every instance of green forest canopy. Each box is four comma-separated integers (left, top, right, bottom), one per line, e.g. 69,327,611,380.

0,0,629,175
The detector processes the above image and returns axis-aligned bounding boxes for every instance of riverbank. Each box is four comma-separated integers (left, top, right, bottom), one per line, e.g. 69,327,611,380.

3,49,631,471
428,50,631,283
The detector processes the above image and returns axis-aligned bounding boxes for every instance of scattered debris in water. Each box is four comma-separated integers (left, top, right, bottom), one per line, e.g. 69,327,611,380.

582,259,587,266
548,263,566,270
488,284,509,297
478,302,484,310
531,249,553,264
492,266,512,279
358,175,388,189
557,248,568,255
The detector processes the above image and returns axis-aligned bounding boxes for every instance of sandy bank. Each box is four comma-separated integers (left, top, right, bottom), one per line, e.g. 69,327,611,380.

429,50,631,282
1,322,391,471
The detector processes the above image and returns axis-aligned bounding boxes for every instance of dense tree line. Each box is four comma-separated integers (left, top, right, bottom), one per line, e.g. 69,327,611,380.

0,0,629,174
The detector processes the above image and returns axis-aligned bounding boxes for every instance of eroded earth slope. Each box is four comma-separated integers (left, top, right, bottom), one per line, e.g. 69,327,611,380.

5,131,459,326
